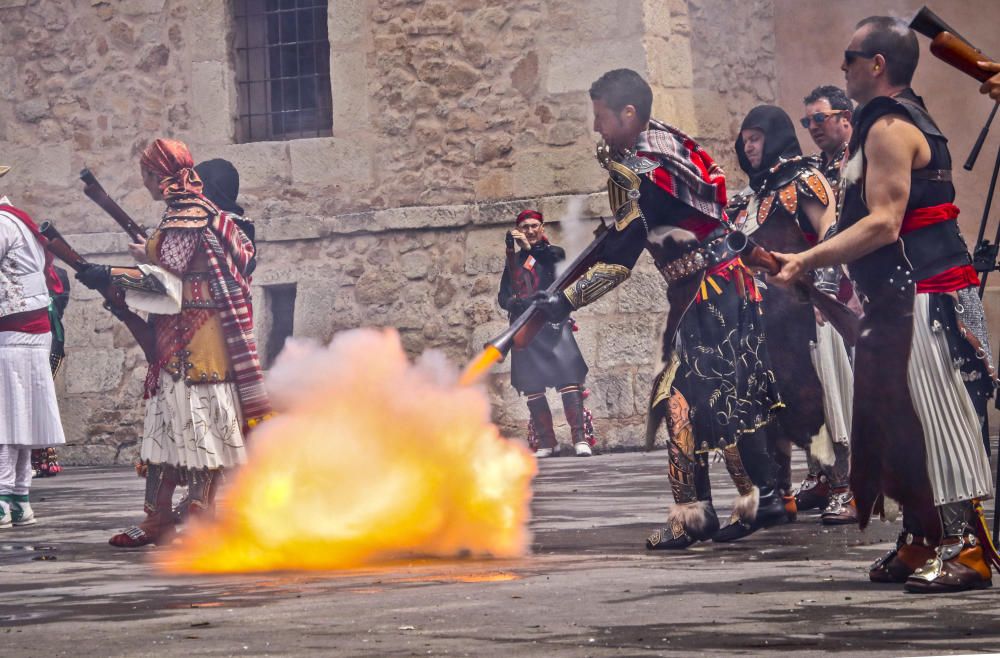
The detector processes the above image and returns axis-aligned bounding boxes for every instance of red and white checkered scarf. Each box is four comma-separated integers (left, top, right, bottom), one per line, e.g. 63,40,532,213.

202,210,272,429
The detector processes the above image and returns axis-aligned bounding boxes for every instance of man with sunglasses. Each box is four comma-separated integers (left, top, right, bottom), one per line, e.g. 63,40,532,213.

791,85,857,523
801,85,853,193
773,16,997,593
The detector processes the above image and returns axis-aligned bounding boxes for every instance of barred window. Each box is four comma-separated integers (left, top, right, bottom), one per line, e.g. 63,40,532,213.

234,0,333,143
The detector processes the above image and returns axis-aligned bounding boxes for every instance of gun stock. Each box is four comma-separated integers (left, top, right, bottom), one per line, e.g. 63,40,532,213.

487,221,612,358
930,32,995,83
79,168,148,242
736,238,861,347
39,221,156,362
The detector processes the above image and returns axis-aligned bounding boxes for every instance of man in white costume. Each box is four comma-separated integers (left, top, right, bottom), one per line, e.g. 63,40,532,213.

0,162,66,528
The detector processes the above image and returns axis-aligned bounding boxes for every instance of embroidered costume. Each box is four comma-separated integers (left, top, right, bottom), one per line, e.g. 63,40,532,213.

76,141,269,547
0,188,66,528
555,119,785,548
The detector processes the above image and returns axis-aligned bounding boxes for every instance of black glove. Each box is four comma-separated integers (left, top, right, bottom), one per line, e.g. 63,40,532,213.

75,264,111,291
530,291,573,323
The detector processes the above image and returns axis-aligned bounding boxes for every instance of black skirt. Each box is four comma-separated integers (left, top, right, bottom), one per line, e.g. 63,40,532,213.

672,267,781,450
510,319,588,393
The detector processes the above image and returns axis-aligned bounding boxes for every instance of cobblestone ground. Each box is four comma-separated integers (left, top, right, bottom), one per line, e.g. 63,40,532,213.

0,447,998,657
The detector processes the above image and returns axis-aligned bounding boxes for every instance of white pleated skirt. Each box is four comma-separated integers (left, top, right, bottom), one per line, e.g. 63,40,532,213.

908,294,994,505
810,321,854,446
0,331,66,447
141,372,248,470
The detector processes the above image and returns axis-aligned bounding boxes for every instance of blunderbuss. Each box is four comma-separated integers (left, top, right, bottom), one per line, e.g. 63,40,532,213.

39,221,155,362
484,224,860,360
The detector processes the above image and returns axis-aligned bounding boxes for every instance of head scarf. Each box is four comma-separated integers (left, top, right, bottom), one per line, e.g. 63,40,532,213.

735,105,803,190
140,138,203,199
195,159,244,216
516,209,543,225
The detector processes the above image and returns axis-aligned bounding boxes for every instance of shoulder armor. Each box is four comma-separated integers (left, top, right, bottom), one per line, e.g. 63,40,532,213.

796,168,830,208
604,159,644,231
766,155,813,190
161,196,216,230
619,153,660,176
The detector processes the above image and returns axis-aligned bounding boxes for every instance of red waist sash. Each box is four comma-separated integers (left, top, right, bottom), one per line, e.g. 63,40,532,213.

900,203,979,293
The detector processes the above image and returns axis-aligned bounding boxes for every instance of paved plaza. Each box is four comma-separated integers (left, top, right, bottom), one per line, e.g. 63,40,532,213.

0,449,998,657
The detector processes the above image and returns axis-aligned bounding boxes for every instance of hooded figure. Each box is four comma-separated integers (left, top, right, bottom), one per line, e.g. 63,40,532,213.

736,105,803,191
728,104,857,531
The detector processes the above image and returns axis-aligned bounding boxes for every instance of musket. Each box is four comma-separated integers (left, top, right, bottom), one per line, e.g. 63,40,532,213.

39,221,156,362
486,220,612,359
727,231,861,347
79,168,149,242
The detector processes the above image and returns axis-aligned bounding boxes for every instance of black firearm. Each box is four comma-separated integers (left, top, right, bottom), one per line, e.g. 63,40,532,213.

39,221,155,362
486,220,611,358
80,168,149,242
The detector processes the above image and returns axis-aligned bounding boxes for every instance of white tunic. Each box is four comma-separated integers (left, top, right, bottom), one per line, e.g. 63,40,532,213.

0,200,66,447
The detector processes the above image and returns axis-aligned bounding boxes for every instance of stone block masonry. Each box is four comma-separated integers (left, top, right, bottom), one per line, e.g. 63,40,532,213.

0,0,825,463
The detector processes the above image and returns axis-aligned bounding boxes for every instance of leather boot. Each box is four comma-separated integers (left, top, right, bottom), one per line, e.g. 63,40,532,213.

110,463,178,548
905,502,994,593
560,385,591,457
527,393,558,457
175,468,224,523
869,532,936,583
794,474,830,511
647,390,718,549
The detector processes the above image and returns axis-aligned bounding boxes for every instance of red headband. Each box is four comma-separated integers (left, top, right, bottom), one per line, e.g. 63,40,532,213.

516,209,543,225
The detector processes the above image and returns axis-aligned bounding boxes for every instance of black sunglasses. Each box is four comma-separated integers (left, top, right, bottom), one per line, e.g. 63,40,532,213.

799,110,847,129
844,49,878,65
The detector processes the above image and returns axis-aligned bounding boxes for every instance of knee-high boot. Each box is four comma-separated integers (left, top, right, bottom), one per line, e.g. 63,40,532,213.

560,385,592,457
647,389,719,550
175,468,224,522
712,436,787,543
527,393,558,457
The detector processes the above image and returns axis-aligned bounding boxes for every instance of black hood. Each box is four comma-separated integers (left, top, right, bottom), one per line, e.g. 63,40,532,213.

195,158,244,216
736,105,802,190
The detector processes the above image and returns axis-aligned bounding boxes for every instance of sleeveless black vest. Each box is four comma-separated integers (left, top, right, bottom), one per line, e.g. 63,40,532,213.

839,89,970,294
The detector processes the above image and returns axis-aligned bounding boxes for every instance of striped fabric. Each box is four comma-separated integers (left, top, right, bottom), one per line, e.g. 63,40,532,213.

202,211,272,429
907,293,994,506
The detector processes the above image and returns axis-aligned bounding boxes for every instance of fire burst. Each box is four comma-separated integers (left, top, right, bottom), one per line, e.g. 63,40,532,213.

161,328,536,574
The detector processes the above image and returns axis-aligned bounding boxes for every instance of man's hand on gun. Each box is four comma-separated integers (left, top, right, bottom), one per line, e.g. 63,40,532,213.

979,61,1000,102
767,250,809,287
75,263,111,291
128,235,148,264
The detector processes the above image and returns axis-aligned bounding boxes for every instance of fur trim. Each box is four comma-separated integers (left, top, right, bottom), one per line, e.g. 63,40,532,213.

667,500,712,533
810,424,835,467
880,495,900,523
731,487,760,523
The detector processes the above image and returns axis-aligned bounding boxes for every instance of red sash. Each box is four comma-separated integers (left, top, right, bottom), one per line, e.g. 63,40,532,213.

899,203,979,293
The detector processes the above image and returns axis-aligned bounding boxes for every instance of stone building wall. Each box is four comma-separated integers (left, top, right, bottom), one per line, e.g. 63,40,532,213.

0,0,907,463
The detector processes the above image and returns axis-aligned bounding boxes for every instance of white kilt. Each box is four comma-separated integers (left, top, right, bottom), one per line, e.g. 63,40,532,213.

141,371,248,470
0,331,66,447
908,294,994,505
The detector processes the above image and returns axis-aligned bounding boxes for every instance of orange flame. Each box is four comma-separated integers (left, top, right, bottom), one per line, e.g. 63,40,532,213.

160,329,535,574
459,345,503,386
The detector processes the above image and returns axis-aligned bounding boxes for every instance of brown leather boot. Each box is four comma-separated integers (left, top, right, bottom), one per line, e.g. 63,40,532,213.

869,535,936,583
794,474,829,511
905,540,994,593
820,489,858,526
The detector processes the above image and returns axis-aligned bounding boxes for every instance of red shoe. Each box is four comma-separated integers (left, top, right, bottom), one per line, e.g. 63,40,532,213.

109,522,175,548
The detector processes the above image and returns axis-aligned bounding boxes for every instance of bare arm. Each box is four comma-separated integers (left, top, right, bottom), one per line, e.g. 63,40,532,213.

772,115,927,284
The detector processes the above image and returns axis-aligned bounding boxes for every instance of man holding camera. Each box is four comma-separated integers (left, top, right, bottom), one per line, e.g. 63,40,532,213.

497,209,593,458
